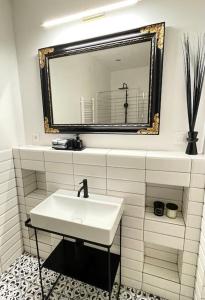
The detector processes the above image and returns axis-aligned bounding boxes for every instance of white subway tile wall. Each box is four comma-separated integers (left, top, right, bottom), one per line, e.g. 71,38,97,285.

10,147,205,300
0,149,23,272
195,188,205,299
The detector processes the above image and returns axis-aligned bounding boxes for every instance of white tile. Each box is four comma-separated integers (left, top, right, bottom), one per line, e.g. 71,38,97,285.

181,274,195,288
142,283,180,300
0,226,21,254
0,149,12,162
144,261,179,282
25,189,48,200
46,172,74,185
188,188,205,203
73,148,109,166
190,174,205,188
16,173,36,188
144,231,184,250
144,256,178,272
74,175,106,190
44,150,72,163
21,159,45,171
185,227,201,242
107,179,145,194
145,208,185,226
145,245,178,263
122,226,143,241
122,267,142,282
124,204,145,218
45,161,73,174
47,182,74,192
0,169,15,184
0,214,19,237
122,257,143,272
1,240,22,265
186,214,202,228
30,239,52,253
0,197,18,216
144,218,185,238
181,263,196,276
146,183,183,201
1,247,23,272
143,273,180,293
121,237,143,252
187,201,203,216
192,157,205,174
146,153,191,172
37,181,46,190
107,167,145,182
180,296,192,300
13,158,21,169
0,160,14,173
84,187,106,195
20,149,44,161
25,196,43,209
12,148,20,159
0,179,16,194
107,190,145,207
146,170,190,187
24,182,37,196
122,215,144,230
180,285,194,298
107,149,146,169
121,247,144,262
122,277,142,290
74,164,106,178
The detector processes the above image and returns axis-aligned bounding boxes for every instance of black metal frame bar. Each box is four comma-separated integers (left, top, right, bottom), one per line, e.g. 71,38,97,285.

25,218,122,300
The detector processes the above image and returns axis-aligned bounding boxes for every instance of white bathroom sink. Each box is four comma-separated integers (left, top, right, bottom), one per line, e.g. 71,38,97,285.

30,189,124,245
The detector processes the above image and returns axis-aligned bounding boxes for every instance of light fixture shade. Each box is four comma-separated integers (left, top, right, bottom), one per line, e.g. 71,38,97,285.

42,0,141,28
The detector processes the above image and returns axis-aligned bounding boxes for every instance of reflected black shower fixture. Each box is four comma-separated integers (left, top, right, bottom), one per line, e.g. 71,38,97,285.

118,82,128,124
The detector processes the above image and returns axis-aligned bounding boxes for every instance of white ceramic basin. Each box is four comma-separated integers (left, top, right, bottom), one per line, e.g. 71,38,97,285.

30,189,124,245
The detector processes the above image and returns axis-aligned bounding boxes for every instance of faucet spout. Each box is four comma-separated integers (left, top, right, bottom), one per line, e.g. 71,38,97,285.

77,186,84,197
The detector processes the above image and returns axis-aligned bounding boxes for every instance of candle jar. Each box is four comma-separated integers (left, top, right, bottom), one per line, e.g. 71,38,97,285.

154,201,165,216
166,203,178,219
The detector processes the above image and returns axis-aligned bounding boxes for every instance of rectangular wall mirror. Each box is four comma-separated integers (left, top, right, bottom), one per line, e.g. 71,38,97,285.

39,22,165,134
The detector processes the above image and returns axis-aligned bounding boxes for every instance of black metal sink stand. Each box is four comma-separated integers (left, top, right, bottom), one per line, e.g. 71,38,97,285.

25,218,122,300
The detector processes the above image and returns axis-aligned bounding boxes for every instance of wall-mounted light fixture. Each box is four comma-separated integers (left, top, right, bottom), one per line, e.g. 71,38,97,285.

42,0,141,28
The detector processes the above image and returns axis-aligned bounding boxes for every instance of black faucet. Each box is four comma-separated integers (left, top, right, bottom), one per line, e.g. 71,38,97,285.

77,179,89,198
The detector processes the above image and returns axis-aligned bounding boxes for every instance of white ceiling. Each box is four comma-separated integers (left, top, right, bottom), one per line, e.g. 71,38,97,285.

90,40,151,71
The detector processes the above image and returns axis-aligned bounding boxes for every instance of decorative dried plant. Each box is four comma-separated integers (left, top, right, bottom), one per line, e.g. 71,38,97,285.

183,34,205,154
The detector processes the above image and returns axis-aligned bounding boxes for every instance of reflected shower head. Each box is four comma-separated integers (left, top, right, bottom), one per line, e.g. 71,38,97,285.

118,82,128,90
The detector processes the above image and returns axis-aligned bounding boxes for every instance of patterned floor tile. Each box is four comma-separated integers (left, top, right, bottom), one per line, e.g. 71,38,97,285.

0,253,167,300
0,273,29,300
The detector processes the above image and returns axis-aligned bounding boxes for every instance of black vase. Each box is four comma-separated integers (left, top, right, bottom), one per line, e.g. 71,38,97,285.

186,131,198,155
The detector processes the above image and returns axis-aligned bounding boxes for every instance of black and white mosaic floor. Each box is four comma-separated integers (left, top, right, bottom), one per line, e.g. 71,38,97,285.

0,253,166,300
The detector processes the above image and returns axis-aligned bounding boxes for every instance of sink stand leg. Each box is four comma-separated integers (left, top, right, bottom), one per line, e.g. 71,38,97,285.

34,229,44,300
108,247,111,300
119,219,122,299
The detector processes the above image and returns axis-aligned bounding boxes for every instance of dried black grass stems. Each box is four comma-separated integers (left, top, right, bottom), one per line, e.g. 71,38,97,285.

183,34,205,154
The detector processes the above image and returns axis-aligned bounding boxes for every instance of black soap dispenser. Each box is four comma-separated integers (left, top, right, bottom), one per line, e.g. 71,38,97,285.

75,134,84,151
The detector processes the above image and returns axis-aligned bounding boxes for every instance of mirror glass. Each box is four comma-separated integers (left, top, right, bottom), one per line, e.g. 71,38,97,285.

49,41,151,125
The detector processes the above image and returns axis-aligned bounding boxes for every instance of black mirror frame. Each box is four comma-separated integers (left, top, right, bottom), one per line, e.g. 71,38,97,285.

39,22,165,135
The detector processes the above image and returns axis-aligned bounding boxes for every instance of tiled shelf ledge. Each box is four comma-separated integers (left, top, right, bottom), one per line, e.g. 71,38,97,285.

25,189,50,212
144,256,180,283
144,207,185,250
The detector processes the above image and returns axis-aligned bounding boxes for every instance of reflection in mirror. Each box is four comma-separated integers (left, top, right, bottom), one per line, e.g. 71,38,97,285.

49,41,151,125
